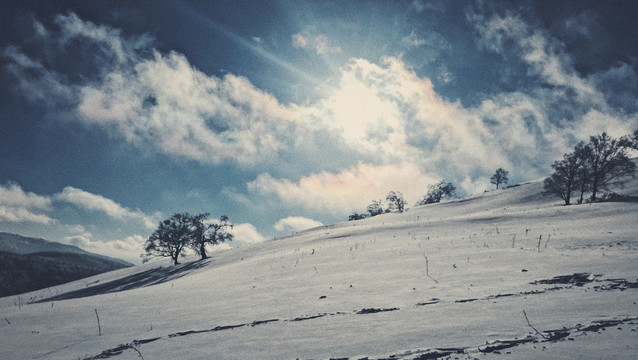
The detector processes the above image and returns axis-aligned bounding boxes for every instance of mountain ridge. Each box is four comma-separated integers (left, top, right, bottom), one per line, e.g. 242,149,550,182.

0,232,133,297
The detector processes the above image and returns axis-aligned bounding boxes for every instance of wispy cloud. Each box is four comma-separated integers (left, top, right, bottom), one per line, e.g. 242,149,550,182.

468,8,637,140
0,183,55,224
54,186,158,229
469,11,602,107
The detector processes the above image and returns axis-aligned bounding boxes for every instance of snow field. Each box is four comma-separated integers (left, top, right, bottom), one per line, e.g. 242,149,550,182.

1,178,637,359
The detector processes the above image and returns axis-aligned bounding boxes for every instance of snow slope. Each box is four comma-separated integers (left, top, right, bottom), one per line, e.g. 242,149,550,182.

1,178,637,359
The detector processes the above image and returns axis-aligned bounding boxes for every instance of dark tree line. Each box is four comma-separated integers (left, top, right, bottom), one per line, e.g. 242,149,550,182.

142,213,233,265
349,190,407,221
544,132,636,205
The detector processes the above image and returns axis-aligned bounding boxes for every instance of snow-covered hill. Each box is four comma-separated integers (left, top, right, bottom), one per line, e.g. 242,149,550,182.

1,178,637,359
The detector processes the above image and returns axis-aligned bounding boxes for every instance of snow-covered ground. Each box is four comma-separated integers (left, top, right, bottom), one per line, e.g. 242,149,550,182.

1,178,637,359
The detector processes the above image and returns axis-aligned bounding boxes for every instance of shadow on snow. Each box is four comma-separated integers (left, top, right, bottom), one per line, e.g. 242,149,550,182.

36,259,211,303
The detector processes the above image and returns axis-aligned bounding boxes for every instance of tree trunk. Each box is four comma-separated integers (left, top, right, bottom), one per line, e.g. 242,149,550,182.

200,243,207,259
591,177,599,202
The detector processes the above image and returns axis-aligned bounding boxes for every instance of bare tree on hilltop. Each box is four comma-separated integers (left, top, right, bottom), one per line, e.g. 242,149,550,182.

366,199,384,217
544,132,636,204
386,191,406,213
143,212,233,264
143,213,194,265
543,147,585,205
490,168,509,189
416,181,456,205
584,132,636,201
624,130,638,150
191,214,233,260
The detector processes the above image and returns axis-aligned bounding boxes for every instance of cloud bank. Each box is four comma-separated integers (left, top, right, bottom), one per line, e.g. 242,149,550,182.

4,11,638,220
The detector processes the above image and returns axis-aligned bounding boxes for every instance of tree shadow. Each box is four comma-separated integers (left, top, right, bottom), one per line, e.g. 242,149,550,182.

601,194,638,203
36,259,211,302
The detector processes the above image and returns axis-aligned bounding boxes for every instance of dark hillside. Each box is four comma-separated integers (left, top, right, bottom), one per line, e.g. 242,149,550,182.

0,232,87,255
0,250,131,298
0,232,133,298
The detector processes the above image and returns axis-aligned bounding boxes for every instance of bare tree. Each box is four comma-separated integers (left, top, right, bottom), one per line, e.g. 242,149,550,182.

386,191,406,213
191,214,233,260
143,213,194,265
490,168,509,189
416,181,456,205
366,200,384,217
348,211,367,221
574,142,591,204
543,150,583,205
583,132,636,202
621,129,638,150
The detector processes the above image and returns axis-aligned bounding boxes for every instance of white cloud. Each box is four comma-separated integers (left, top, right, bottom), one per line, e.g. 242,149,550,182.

274,216,323,233
468,9,638,157
248,163,439,215
0,183,55,224
61,233,146,264
231,223,266,244
577,110,636,140
314,56,515,173
75,50,299,164
54,186,157,229
5,11,637,210
7,13,302,165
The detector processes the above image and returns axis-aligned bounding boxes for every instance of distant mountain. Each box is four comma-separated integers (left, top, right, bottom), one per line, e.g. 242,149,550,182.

0,232,133,298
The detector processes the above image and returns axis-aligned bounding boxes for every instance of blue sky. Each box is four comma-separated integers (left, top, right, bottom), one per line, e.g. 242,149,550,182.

2,0,637,263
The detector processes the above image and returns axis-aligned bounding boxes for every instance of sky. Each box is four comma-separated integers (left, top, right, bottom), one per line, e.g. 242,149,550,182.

1,0,638,264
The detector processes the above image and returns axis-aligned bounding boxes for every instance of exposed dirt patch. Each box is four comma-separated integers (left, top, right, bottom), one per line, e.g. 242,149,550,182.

83,337,161,359
593,278,638,291
530,272,600,287
416,298,440,306
455,298,478,303
478,336,536,353
289,313,329,322
356,307,400,315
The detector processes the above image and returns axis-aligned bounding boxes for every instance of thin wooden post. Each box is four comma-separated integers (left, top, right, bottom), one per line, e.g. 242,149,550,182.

537,235,542,252
95,308,102,336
